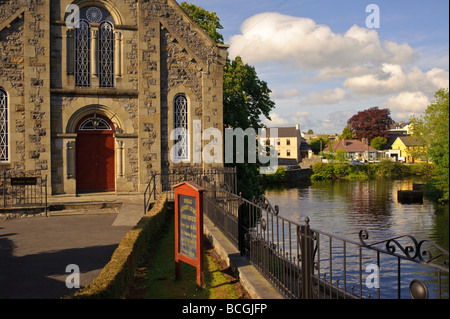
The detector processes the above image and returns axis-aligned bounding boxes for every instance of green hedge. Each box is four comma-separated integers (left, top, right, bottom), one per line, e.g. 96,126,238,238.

311,161,434,181
68,194,169,299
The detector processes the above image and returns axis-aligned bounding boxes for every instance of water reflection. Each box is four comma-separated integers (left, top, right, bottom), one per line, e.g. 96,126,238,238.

265,179,449,299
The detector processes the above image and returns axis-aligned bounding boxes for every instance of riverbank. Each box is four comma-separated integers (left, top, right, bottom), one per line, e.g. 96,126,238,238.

310,160,434,181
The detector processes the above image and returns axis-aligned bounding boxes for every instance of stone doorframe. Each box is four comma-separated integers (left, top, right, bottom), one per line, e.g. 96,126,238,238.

56,103,136,195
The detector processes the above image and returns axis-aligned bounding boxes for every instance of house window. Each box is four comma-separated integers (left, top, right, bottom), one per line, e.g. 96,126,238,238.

99,21,115,88
287,150,291,157
286,139,290,146
0,88,8,162
75,19,91,87
174,94,189,161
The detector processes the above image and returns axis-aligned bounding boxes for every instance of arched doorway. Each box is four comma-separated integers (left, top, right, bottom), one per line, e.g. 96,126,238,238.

76,114,115,192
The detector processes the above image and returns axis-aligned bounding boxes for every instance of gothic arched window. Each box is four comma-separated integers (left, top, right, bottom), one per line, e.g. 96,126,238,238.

0,88,8,162
99,21,115,88
173,94,189,161
73,7,116,88
75,19,91,87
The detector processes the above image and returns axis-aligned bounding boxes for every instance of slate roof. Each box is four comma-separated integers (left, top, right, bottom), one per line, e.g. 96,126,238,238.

265,127,299,138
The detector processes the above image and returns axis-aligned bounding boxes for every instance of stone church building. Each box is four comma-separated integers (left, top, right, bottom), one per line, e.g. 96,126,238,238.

0,0,227,195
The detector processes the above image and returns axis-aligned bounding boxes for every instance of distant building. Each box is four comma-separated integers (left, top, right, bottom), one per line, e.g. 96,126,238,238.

323,139,377,162
266,125,303,165
387,121,412,148
301,132,338,143
391,136,428,163
390,121,412,134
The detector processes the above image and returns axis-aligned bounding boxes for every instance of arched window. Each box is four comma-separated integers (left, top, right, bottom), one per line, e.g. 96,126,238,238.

99,21,115,88
173,94,189,161
73,7,116,88
0,88,8,162
78,115,112,131
75,19,91,87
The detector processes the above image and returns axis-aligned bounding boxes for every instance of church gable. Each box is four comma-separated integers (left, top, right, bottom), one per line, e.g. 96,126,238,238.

143,0,226,69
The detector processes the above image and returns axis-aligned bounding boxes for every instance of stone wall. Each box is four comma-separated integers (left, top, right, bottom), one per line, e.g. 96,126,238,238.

0,0,51,183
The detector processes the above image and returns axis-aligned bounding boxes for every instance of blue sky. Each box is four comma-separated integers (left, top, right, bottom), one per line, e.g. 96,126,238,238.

184,0,449,134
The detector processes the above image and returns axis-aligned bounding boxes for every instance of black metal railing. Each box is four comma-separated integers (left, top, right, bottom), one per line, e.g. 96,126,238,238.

144,167,237,214
201,180,449,299
1,171,48,215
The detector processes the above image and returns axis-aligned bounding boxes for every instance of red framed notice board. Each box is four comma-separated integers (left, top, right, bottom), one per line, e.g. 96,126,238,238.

173,181,204,287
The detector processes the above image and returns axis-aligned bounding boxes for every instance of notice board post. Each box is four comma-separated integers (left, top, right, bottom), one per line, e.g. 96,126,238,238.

173,181,204,287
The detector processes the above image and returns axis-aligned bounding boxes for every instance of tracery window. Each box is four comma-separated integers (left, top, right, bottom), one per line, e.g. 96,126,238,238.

75,19,91,87
78,115,112,131
74,7,116,88
0,88,8,162
173,94,189,161
99,21,115,88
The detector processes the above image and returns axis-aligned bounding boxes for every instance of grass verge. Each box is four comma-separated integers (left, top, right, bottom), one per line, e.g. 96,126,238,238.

125,213,249,299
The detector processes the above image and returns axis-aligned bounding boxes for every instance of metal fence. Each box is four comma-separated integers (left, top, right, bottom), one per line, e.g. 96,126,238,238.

1,171,48,215
144,167,237,213
201,180,449,299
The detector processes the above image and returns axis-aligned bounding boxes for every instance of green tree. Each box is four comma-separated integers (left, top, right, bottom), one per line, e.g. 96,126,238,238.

410,88,449,202
309,137,329,154
307,129,314,134
180,2,224,43
339,125,354,140
223,56,274,129
370,136,387,150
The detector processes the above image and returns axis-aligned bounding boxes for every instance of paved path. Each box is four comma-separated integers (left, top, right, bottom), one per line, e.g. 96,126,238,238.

0,194,143,299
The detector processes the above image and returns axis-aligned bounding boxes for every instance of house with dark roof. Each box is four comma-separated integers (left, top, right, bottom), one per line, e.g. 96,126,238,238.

323,139,378,162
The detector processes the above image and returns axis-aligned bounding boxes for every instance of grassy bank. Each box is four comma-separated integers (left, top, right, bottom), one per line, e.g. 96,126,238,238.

125,214,249,299
311,160,434,181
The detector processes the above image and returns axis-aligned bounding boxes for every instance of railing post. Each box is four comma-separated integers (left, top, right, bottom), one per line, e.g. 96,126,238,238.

3,171,6,208
153,173,156,200
44,176,48,217
300,217,314,298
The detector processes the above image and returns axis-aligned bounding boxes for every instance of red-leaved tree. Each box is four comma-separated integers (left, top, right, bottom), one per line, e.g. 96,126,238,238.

347,107,394,142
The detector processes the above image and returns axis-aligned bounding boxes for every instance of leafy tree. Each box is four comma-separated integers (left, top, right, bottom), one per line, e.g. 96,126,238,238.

307,129,314,134
370,136,387,150
347,107,394,142
180,2,224,43
309,137,329,154
223,56,274,129
410,88,449,202
339,125,354,140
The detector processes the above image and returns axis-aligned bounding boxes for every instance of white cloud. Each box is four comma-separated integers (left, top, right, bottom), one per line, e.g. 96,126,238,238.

263,111,312,129
229,13,417,70
301,88,346,105
382,91,430,120
270,89,303,100
343,64,449,97
264,112,289,126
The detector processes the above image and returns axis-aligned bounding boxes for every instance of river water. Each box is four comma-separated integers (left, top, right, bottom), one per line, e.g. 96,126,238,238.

264,178,449,299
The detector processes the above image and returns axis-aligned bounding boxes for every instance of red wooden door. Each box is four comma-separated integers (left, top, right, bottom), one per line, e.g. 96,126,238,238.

76,115,115,192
